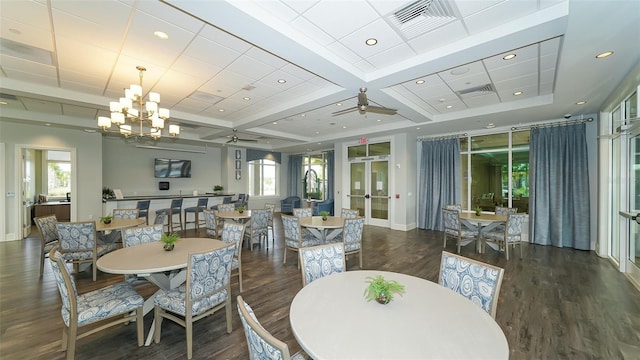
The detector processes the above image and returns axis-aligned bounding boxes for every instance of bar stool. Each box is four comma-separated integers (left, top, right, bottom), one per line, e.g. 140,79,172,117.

136,200,151,225
184,197,208,230
155,198,183,232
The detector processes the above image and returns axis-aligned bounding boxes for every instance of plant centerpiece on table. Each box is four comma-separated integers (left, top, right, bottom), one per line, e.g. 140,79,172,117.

100,214,113,224
161,232,180,251
237,205,245,214
102,187,115,202
320,210,330,221
364,275,405,305
213,185,224,194
474,206,482,216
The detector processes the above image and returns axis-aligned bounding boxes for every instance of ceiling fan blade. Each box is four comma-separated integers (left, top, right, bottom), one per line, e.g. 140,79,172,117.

237,138,258,142
226,139,234,143
366,106,397,115
332,106,358,116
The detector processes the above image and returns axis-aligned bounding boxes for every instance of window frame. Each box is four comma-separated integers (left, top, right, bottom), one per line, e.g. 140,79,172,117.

247,158,278,197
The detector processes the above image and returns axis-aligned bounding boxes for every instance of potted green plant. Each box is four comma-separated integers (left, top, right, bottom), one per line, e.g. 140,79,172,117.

364,275,405,305
99,214,113,224
474,206,482,216
320,210,330,221
237,205,245,214
161,232,180,251
213,185,224,194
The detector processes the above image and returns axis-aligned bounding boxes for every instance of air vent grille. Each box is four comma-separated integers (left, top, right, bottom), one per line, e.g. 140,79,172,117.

389,0,456,39
456,84,496,98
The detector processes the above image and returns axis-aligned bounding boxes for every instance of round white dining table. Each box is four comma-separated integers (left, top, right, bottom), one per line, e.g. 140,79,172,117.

290,270,509,359
299,216,344,242
95,218,145,232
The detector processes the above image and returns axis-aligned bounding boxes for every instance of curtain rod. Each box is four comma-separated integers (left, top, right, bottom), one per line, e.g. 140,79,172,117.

511,117,593,131
417,133,467,142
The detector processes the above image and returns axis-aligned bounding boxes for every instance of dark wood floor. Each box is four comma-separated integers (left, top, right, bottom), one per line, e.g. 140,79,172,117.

1,214,639,359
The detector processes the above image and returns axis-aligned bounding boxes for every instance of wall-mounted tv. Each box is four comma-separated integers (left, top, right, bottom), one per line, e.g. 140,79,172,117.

154,158,191,178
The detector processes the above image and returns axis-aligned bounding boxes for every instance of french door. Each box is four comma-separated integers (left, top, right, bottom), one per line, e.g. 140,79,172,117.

625,126,640,284
347,159,390,227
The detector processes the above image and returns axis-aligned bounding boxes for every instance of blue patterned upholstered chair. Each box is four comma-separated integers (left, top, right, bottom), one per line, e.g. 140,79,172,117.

184,197,209,230
155,198,183,232
153,213,167,227
237,295,309,360
341,217,365,268
113,208,139,220
136,200,151,225
438,251,505,319
122,224,163,248
203,209,220,238
280,196,300,214
56,221,117,281
265,203,276,242
293,207,312,218
340,208,359,219
312,199,334,216
217,203,236,212
490,206,518,234
442,208,479,254
281,215,322,268
34,214,59,277
49,247,144,359
299,243,346,287
221,222,246,292
154,243,236,360
246,209,270,251
482,213,527,260
444,204,462,211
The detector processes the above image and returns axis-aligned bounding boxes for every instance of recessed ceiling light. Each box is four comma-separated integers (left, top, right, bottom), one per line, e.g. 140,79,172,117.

300,113,306,117
243,97,250,101
154,31,169,40
596,51,613,58
317,142,322,145
315,131,320,134
218,109,225,112
446,105,453,109
503,54,516,60
272,122,278,125
439,98,446,102
416,127,420,130
0,101,7,105
513,91,523,96
45,123,51,126
376,119,381,122
277,79,286,83
365,38,377,46
450,67,470,75
336,103,342,106
416,80,425,84
486,123,496,129
342,126,347,129
576,100,587,105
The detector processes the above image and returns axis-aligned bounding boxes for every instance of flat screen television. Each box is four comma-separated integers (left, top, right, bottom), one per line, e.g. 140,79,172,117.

154,158,191,178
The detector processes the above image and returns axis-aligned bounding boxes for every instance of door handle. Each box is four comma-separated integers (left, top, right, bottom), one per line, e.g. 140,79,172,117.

364,194,370,199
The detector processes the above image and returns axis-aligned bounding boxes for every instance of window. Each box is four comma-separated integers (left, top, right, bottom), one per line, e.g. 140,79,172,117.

47,150,71,197
461,132,530,213
303,153,328,200
248,159,277,196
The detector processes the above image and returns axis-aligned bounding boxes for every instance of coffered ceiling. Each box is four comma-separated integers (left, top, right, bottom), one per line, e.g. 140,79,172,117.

1,0,638,152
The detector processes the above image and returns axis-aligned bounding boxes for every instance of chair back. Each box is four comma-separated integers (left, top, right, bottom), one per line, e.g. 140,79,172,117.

444,204,462,211
281,215,301,244
495,206,517,216
136,200,150,211
250,209,270,230
113,208,139,220
56,221,96,253
217,203,236,212
170,198,183,211
223,196,232,204
221,222,246,261
438,251,505,318
203,209,218,238
265,203,275,221
505,213,526,239
442,208,460,231
340,208,359,219
154,213,167,225
186,244,235,309
122,225,163,247
236,295,294,360
343,218,365,252
49,247,78,323
299,243,346,287
35,215,59,244
293,207,312,218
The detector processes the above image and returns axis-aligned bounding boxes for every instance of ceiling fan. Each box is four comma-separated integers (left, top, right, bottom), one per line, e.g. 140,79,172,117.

226,129,258,144
332,87,397,116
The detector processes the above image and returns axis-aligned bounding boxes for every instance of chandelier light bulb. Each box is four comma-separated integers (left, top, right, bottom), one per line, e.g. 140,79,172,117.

149,92,160,103
98,116,111,129
130,84,142,98
152,115,164,129
159,108,170,119
169,124,180,136
120,124,132,136
146,101,158,114
111,112,125,125
110,101,122,112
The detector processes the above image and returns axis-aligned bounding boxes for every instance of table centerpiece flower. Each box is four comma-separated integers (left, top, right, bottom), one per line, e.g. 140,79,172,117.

474,206,482,216
364,275,405,305
161,232,180,251
320,211,330,221
99,214,113,224
237,205,245,214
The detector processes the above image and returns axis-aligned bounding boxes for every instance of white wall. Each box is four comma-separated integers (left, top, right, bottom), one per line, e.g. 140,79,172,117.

102,137,222,197
0,121,102,241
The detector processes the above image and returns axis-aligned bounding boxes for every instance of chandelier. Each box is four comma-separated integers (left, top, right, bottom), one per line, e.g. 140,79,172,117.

97,66,179,139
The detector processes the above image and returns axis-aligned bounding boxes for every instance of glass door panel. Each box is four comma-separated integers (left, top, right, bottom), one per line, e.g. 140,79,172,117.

628,132,640,268
370,160,389,223
349,162,365,216
612,136,621,261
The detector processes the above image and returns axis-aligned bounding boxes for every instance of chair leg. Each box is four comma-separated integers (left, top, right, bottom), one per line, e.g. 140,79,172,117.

154,307,163,344
505,241,510,260
66,324,77,360
238,266,243,293
92,260,97,281
519,241,523,258
456,235,461,254
225,294,233,334
186,317,193,360
359,250,363,269
283,247,287,264
443,233,447,248
136,307,144,346
40,247,46,277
